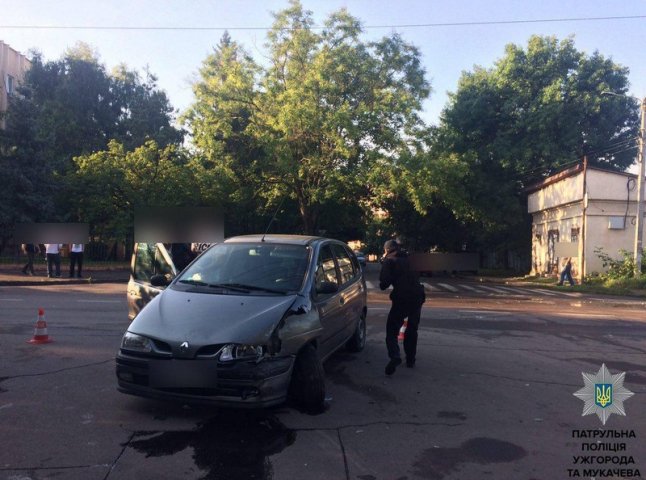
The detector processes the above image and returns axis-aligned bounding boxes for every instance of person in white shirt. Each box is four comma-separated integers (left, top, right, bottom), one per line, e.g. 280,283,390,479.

44,244,62,278
69,243,84,278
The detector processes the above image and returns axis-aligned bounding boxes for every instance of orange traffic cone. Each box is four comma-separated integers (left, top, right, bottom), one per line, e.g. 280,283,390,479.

27,308,53,344
398,319,408,341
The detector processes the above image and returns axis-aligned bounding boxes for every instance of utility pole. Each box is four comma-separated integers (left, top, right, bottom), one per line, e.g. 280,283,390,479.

580,156,588,282
634,97,646,276
602,91,645,277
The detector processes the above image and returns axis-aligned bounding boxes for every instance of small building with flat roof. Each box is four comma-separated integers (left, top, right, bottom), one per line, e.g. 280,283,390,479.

526,163,644,280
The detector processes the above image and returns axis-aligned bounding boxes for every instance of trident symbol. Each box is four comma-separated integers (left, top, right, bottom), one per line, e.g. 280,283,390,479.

596,384,612,408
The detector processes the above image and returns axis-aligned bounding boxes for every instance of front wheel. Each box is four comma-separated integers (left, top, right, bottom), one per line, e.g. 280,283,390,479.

346,311,366,352
288,344,325,413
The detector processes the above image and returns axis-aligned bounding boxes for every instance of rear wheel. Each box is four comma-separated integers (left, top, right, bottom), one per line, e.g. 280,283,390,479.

346,311,366,352
289,344,325,413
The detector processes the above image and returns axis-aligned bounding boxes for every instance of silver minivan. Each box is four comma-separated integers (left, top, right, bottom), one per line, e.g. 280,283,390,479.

117,235,367,411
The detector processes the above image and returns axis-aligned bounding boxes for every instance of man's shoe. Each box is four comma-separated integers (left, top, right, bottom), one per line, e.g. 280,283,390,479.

385,358,402,375
406,359,415,368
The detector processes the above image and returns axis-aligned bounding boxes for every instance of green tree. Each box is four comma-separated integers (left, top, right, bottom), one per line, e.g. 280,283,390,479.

184,1,430,235
111,64,184,151
70,140,200,242
426,36,639,262
1,43,183,244
182,32,268,235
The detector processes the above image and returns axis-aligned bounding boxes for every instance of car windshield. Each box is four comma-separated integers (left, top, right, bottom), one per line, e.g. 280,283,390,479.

176,243,309,294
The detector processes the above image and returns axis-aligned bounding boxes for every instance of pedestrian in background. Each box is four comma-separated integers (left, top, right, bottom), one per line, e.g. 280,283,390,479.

557,257,575,286
379,239,426,375
44,243,62,278
69,243,84,278
21,243,39,276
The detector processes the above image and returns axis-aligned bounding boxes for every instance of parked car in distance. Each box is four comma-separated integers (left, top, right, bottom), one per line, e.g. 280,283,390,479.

116,235,367,412
354,251,366,267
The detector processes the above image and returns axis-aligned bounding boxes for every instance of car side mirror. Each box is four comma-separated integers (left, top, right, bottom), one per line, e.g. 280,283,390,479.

150,274,172,287
316,281,338,295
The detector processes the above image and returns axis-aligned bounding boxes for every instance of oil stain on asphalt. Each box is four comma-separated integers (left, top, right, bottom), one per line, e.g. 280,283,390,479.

413,437,527,479
127,410,296,480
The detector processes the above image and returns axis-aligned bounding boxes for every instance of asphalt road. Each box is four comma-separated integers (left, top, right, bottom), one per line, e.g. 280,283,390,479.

0,281,645,480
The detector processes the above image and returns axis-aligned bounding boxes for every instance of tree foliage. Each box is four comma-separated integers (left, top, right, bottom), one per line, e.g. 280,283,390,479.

184,1,430,234
424,35,639,253
70,141,199,241
0,43,183,248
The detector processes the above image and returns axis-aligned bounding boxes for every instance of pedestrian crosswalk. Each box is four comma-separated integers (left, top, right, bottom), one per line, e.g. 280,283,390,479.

364,280,577,298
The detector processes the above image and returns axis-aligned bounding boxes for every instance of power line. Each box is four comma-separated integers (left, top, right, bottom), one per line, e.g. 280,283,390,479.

1,14,645,32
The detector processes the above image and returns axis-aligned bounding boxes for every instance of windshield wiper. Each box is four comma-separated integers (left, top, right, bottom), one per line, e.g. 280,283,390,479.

178,279,208,286
216,283,288,294
206,283,252,293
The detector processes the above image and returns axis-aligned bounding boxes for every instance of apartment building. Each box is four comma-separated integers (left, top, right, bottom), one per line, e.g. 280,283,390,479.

0,40,31,128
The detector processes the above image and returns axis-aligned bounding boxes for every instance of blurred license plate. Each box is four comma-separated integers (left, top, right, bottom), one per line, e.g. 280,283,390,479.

149,359,218,388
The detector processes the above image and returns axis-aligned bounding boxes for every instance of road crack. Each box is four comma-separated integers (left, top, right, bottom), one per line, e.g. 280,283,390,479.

0,359,113,384
103,431,136,480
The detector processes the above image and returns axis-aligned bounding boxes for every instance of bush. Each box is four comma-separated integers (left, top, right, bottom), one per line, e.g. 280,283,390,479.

594,247,645,279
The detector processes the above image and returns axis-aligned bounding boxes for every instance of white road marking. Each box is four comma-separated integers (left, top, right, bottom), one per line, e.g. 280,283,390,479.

526,288,558,296
496,286,529,295
557,291,581,297
437,283,458,292
457,284,480,292
477,285,509,294
458,310,512,315
422,282,441,292
76,300,121,303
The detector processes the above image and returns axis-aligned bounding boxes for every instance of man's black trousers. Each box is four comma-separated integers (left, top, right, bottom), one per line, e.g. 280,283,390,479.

385,300,422,362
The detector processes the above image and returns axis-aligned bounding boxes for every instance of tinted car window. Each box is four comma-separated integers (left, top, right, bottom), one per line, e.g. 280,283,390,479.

332,243,356,284
133,243,154,282
315,244,339,291
177,243,308,292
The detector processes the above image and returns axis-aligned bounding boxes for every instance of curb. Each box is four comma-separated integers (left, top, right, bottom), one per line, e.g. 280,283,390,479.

0,277,127,286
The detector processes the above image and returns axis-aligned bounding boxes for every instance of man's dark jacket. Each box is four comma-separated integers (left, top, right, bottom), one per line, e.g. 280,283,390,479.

379,250,425,304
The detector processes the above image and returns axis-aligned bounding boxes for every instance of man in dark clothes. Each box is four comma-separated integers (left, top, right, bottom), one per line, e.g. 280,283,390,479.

379,239,425,375
21,243,39,275
557,257,575,286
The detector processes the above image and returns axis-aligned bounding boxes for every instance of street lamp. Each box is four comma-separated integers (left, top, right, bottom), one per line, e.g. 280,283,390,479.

601,91,646,276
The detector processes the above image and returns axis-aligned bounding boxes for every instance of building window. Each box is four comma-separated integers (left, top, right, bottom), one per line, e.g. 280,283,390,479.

5,75,15,95
571,227,580,243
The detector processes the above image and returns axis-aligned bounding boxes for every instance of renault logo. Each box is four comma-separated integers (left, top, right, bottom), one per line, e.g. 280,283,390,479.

179,341,189,353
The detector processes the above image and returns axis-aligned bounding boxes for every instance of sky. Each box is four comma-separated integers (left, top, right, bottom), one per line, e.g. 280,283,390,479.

2,0,646,128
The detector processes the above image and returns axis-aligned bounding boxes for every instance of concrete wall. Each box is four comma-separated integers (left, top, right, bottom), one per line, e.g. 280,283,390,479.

528,172,583,213
587,168,639,202
531,204,582,276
